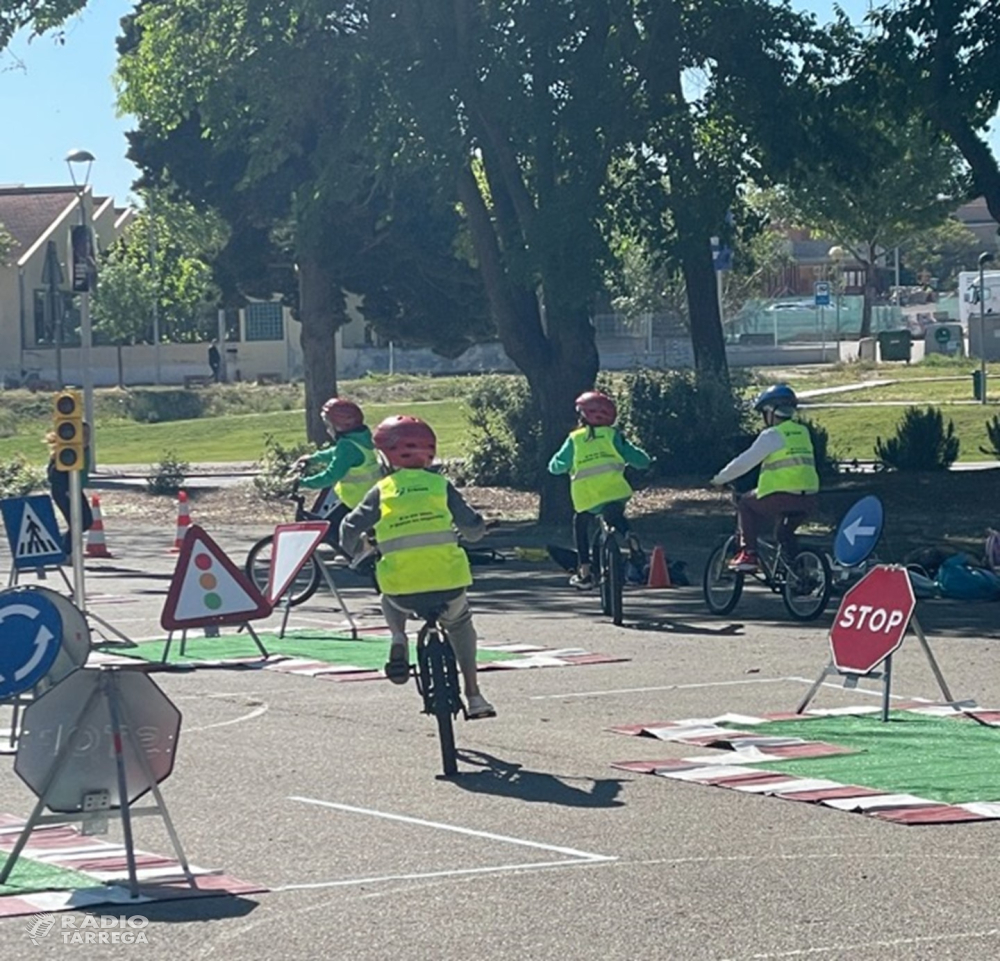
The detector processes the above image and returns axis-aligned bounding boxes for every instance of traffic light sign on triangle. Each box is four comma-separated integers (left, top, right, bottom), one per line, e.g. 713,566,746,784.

161,525,272,630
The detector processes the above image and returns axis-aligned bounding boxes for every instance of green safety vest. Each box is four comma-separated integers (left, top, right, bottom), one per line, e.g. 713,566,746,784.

757,420,820,498
373,469,472,595
334,437,381,509
569,426,632,512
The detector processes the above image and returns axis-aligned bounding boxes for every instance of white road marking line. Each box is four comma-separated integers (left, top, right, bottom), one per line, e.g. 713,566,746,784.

728,927,1000,959
785,676,933,702
273,858,612,892
289,797,615,862
529,676,795,699
185,703,269,732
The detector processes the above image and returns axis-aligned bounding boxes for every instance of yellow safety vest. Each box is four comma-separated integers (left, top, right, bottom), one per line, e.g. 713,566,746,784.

569,426,633,512
757,420,820,498
373,469,472,595
335,437,381,508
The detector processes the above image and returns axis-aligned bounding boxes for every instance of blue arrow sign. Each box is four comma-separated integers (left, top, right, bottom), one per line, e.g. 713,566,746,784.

0,496,66,570
834,495,884,567
0,590,63,700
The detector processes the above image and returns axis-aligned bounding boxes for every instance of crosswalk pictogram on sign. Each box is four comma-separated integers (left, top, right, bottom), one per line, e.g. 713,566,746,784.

0,496,66,570
161,525,272,630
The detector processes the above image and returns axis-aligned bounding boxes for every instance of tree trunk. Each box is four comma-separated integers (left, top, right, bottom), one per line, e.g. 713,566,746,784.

858,247,876,340
678,234,730,381
297,253,340,446
456,166,598,526
116,344,124,389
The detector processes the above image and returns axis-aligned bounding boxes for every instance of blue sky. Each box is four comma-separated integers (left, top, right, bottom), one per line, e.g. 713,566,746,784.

0,0,991,205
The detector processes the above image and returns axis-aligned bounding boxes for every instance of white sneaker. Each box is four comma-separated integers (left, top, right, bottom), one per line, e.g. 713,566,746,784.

466,693,496,719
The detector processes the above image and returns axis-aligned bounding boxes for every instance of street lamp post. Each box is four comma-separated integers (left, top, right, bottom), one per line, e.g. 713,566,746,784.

978,251,995,405
65,149,97,465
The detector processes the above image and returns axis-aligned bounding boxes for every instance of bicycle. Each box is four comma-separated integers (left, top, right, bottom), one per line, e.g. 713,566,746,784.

703,488,831,621
589,513,627,626
384,605,489,777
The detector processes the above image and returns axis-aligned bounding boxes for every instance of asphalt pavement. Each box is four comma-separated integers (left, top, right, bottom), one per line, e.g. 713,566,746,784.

2,518,1000,960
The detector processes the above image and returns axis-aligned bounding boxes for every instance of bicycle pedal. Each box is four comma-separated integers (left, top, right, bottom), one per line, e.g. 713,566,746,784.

383,658,412,685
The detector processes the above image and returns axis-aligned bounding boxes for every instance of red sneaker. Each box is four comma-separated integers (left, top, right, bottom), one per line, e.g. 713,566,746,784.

728,550,759,572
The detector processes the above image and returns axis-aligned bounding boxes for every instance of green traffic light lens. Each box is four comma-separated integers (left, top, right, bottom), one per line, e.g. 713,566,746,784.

57,449,79,467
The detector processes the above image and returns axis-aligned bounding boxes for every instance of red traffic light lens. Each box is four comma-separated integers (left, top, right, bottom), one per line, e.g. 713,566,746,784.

55,394,78,416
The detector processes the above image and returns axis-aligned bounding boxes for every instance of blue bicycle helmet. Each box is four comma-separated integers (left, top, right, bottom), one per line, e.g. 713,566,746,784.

753,383,798,416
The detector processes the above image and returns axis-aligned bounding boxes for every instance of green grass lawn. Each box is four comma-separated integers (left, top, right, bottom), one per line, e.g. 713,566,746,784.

806,403,999,462
0,398,471,466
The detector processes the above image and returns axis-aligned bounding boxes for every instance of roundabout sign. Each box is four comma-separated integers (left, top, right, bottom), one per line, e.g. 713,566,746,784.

0,590,62,700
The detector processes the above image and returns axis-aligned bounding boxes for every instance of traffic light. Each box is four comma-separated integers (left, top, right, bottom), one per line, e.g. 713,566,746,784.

53,390,84,472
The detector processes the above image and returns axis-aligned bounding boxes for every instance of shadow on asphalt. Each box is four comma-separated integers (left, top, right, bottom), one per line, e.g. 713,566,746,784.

116,894,261,924
448,750,626,807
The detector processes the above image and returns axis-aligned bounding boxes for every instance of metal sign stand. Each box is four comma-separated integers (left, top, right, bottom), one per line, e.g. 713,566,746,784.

797,613,959,721
162,620,270,663
275,562,360,640
0,668,193,900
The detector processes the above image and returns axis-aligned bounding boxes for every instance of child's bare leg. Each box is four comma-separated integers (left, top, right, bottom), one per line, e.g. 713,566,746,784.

438,593,482,698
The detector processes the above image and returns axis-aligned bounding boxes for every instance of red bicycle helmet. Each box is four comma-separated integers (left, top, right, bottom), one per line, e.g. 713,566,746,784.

373,415,437,469
575,390,617,427
321,397,364,433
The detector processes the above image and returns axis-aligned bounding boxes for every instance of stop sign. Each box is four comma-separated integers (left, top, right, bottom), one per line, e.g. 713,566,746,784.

830,566,915,674
15,669,181,813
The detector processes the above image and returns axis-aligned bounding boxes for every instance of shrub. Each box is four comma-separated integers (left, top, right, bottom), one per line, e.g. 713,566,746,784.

983,414,1000,459
253,433,316,500
464,376,543,490
0,455,44,498
121,389,207,424
799,417,840,478
875,406,959,471
146,451,190,495
613,369,757,478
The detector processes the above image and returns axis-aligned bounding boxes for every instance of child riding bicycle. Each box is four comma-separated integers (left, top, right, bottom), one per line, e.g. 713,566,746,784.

292,397,381,545
548,390,650,589
339,415,496,720
710,383,819,573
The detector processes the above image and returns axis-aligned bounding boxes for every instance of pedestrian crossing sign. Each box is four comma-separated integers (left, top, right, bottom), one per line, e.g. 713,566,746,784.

0,496,66,570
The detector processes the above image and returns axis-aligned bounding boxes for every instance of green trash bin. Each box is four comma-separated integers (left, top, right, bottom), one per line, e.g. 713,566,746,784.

877,329,912,362
973,369,987,401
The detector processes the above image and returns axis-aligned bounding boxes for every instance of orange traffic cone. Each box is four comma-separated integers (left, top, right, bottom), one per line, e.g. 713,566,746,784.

647,545,672,588
85,495,113,558
170,490,191,553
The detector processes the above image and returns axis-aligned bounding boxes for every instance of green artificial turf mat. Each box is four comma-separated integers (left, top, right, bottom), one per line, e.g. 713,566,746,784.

723,712,1000,804
100,629,519,669
0,858,97,897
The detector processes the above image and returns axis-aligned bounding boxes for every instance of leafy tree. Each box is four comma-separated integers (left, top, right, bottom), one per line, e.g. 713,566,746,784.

782,109,968,337
90,252,157,386
901,218,983,291
117,0,491,442
0,220,13,264
870,1,1000,232
0,0,85,50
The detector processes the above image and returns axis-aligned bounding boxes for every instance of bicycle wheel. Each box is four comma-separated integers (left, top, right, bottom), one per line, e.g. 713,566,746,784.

427,632,459,777
603,536,624,626
244,535,321,607
782,549,832,621
703,536,744,615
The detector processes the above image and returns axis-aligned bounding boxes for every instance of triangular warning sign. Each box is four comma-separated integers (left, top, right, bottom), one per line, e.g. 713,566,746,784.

268,521,330,604
160,525,272,630
16,502,62,560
